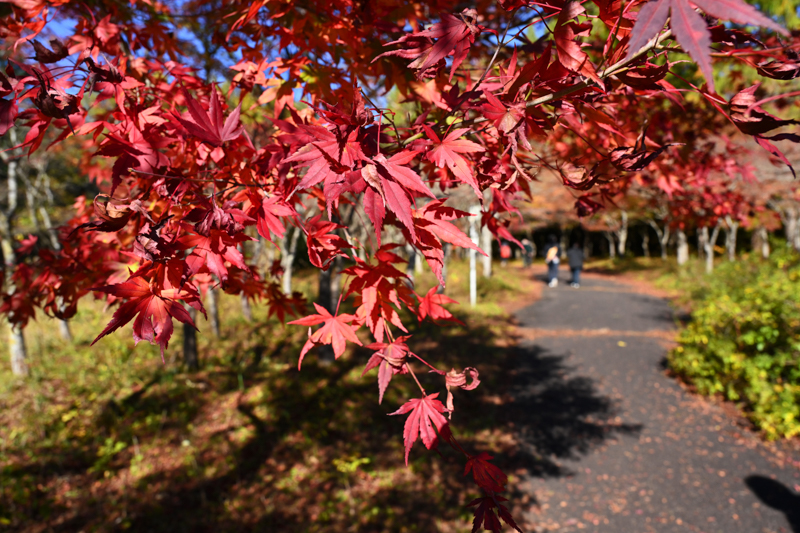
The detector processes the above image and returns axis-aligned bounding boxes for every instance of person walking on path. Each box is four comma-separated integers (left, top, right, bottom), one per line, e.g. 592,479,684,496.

567,241,584,288
500,240,512,267
545,235,560,287
521,238,534,268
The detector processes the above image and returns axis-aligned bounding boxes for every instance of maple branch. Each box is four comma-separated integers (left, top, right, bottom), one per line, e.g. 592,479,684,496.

473,12,516,91
522,28,675,110
401,28,674,147
570,128,608,157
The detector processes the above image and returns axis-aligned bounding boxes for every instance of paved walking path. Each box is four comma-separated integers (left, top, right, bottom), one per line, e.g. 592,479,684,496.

509,271,800,533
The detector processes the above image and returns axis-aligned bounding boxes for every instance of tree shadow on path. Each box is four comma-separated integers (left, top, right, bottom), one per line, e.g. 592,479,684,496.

745,476,800,533
503,343,642,479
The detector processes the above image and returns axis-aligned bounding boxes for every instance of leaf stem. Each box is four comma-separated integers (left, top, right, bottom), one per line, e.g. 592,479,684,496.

411,352,443,374
406,364,427,396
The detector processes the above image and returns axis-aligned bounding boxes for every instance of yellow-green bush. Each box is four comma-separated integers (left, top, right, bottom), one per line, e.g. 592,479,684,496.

669,250,800,439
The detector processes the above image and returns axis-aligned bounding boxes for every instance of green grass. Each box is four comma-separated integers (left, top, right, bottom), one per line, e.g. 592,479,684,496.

0,260,532,532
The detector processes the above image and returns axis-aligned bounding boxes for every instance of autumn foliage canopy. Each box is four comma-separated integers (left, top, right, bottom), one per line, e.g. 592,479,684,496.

1,0,798,529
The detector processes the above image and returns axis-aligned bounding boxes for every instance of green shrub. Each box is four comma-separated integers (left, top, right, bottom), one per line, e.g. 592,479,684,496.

669,250,800,439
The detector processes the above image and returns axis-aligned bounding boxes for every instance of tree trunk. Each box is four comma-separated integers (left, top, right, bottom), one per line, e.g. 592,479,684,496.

207,288,220,338
469,206,480,307
642,227,650,258
280,226,301,294
703,224,721,274
724,216,738,261
438,243,451,294
781,207,800,251
241,293,252,322
331,256,342,311
183,308,199,370
616,211,628,257
604,231,616,259
0,129,28,376
263,240,275,278
405,245,417,287
753,226,770,259
647,220,670,260
676,229,689,266
9,323,28,377
38,204,73,342
59,320,73,342
480,224,492,278
697,226,708,262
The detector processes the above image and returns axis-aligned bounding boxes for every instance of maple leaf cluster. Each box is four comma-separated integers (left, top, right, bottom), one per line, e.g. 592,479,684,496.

1,0,798,530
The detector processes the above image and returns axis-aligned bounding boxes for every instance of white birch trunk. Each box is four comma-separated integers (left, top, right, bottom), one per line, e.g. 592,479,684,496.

280,226,301,294
753,227,770,259
604,232,616,259
703,224,721,274
0,129,28,375
207,288,220,338
676,229,689,266
469,206,480,307
724,216,738,261
9,324,28,376
481,224,492,278
616,211,628,257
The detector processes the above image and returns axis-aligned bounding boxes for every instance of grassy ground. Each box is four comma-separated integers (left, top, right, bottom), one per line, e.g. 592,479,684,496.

0,260,538,532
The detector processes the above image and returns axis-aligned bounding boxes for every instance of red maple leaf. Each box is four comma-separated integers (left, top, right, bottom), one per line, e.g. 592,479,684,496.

255,195,296,243
361,151,435,241
375,9,483,81
288,302,362,368
553,2,601,85
362,336,411,404
480,91,529,150
284,125,365,207
358,280,413,341
404,201,487,286
0,97,16,136
343,246,416,340
172,86,243,146
180,229,250,283
390,393,449,465
626,0,787,93
465,452,507,493
264,282,305,324
416,286,464,325
468,494,523,533
305,215,353,269
445,366,481,413
728,84,800,177
729,84,800,136
423,126,484,196
92,276,200,358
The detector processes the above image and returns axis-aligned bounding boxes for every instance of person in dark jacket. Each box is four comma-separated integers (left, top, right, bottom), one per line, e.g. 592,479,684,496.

521,238,534,267
544,235,560,287
567,242,584,288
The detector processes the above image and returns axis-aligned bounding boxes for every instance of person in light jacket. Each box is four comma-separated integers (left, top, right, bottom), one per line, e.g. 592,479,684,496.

567,241,584,288
545,235,560,287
